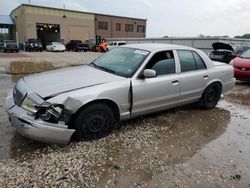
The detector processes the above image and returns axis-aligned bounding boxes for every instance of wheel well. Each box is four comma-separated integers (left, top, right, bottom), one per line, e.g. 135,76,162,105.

208,81,222,90
202,81,222,97
68,99,120,129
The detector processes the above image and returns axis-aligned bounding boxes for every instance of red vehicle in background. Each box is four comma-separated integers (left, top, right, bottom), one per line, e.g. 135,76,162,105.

90,35,109,52
230,49,250,81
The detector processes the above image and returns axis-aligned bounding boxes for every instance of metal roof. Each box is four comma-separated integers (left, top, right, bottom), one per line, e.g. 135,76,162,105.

123,43,194,52
0,15,14,25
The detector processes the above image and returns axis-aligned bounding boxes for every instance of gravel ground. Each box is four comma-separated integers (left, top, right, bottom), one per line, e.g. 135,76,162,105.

0,107,231,187
0,74,250,187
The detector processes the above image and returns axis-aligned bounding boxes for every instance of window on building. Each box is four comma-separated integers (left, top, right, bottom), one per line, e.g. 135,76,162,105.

125,24,133,32
0,28,9,34
0,27,9,41
177,50,207,72
116,23,121,31
137,25,145,33
98,21,108,30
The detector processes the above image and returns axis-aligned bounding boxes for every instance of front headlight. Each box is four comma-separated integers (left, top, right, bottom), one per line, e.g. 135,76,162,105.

21,97,37,113
35,102,64,123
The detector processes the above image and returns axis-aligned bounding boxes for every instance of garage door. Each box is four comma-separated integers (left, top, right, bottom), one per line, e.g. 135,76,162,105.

69,26,90,42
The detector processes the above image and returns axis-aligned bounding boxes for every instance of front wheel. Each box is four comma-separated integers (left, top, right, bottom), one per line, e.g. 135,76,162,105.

200,83,222,109
73,103,115,140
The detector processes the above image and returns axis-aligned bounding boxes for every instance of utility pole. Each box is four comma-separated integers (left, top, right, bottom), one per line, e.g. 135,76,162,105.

28,0,31,4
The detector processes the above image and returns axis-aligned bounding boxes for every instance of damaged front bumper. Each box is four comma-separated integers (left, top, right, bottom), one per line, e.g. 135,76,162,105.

5,93,75,144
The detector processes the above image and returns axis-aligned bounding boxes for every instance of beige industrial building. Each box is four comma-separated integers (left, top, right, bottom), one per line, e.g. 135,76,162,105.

9,4,146,45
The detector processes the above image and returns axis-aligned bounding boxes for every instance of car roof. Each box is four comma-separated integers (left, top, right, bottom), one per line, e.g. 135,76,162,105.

122,43,195,52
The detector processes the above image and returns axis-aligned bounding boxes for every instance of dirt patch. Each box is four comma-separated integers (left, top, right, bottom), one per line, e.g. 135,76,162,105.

10,60,55,74
0,52,28,58
224,82,250,106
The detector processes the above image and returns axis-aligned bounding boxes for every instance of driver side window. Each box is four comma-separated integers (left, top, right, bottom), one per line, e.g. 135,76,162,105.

146,50,175,76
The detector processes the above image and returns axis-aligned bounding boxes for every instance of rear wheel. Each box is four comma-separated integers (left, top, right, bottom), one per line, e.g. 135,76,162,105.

73,103,115,140
200,83,222,109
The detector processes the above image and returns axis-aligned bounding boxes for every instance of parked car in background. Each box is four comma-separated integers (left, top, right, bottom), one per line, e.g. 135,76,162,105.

209,42,235,63
2,40,19,53
66,40,90,52
5,43,235,144
234,45,250,56
0,41,3,50
25,39,43,52
230,49,250,81
108,41,127,50
46,42,65,52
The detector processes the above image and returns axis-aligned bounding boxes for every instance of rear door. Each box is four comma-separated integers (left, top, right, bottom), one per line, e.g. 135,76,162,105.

132,50,180,117
176,50,210,104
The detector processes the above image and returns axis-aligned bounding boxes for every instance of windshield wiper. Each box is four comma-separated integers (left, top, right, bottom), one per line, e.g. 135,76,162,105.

90,63,116,74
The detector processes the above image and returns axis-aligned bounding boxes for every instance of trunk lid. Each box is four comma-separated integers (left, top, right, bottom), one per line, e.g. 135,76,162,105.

212,42,234,52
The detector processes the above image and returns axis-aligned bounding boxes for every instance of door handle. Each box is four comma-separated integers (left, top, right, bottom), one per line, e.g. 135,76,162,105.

171,80,179,85
203,75,208,79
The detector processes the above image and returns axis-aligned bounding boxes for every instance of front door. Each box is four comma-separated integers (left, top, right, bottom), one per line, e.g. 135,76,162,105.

132,50,180,117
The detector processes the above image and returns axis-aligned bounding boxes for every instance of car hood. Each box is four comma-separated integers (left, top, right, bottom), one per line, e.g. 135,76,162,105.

212,42,234,51
23,66,125,98
233,57,250,68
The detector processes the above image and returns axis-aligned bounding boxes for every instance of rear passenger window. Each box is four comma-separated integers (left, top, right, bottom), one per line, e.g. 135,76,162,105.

192,52,206,69
177,50,206,72
178,50,196,72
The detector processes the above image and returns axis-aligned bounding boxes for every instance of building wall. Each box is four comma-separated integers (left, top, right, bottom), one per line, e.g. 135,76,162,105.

10,4,147,43
10,5,95,43
95,14,146,39
10,6,27,43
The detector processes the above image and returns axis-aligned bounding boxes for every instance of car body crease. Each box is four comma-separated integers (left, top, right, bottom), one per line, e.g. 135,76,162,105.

42,82,109,99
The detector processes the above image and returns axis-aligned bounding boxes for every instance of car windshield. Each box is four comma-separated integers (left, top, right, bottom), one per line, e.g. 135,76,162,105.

73,40,81,43
52,42,62,45
28,39,41,43
6,41,16,45
90,47,150,78
241,49,250,59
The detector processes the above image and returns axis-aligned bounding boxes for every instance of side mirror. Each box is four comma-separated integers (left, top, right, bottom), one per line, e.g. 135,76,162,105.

143,69,157,78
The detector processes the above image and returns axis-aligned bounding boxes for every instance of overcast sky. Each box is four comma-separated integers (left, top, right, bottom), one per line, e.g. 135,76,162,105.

0,0,249,37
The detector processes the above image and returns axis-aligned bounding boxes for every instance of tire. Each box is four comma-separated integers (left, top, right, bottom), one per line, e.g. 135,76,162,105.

100,47,104,52
200,83,222,109
73,103,115,140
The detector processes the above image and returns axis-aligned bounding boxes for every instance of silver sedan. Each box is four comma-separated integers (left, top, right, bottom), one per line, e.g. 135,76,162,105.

5,43,235,144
